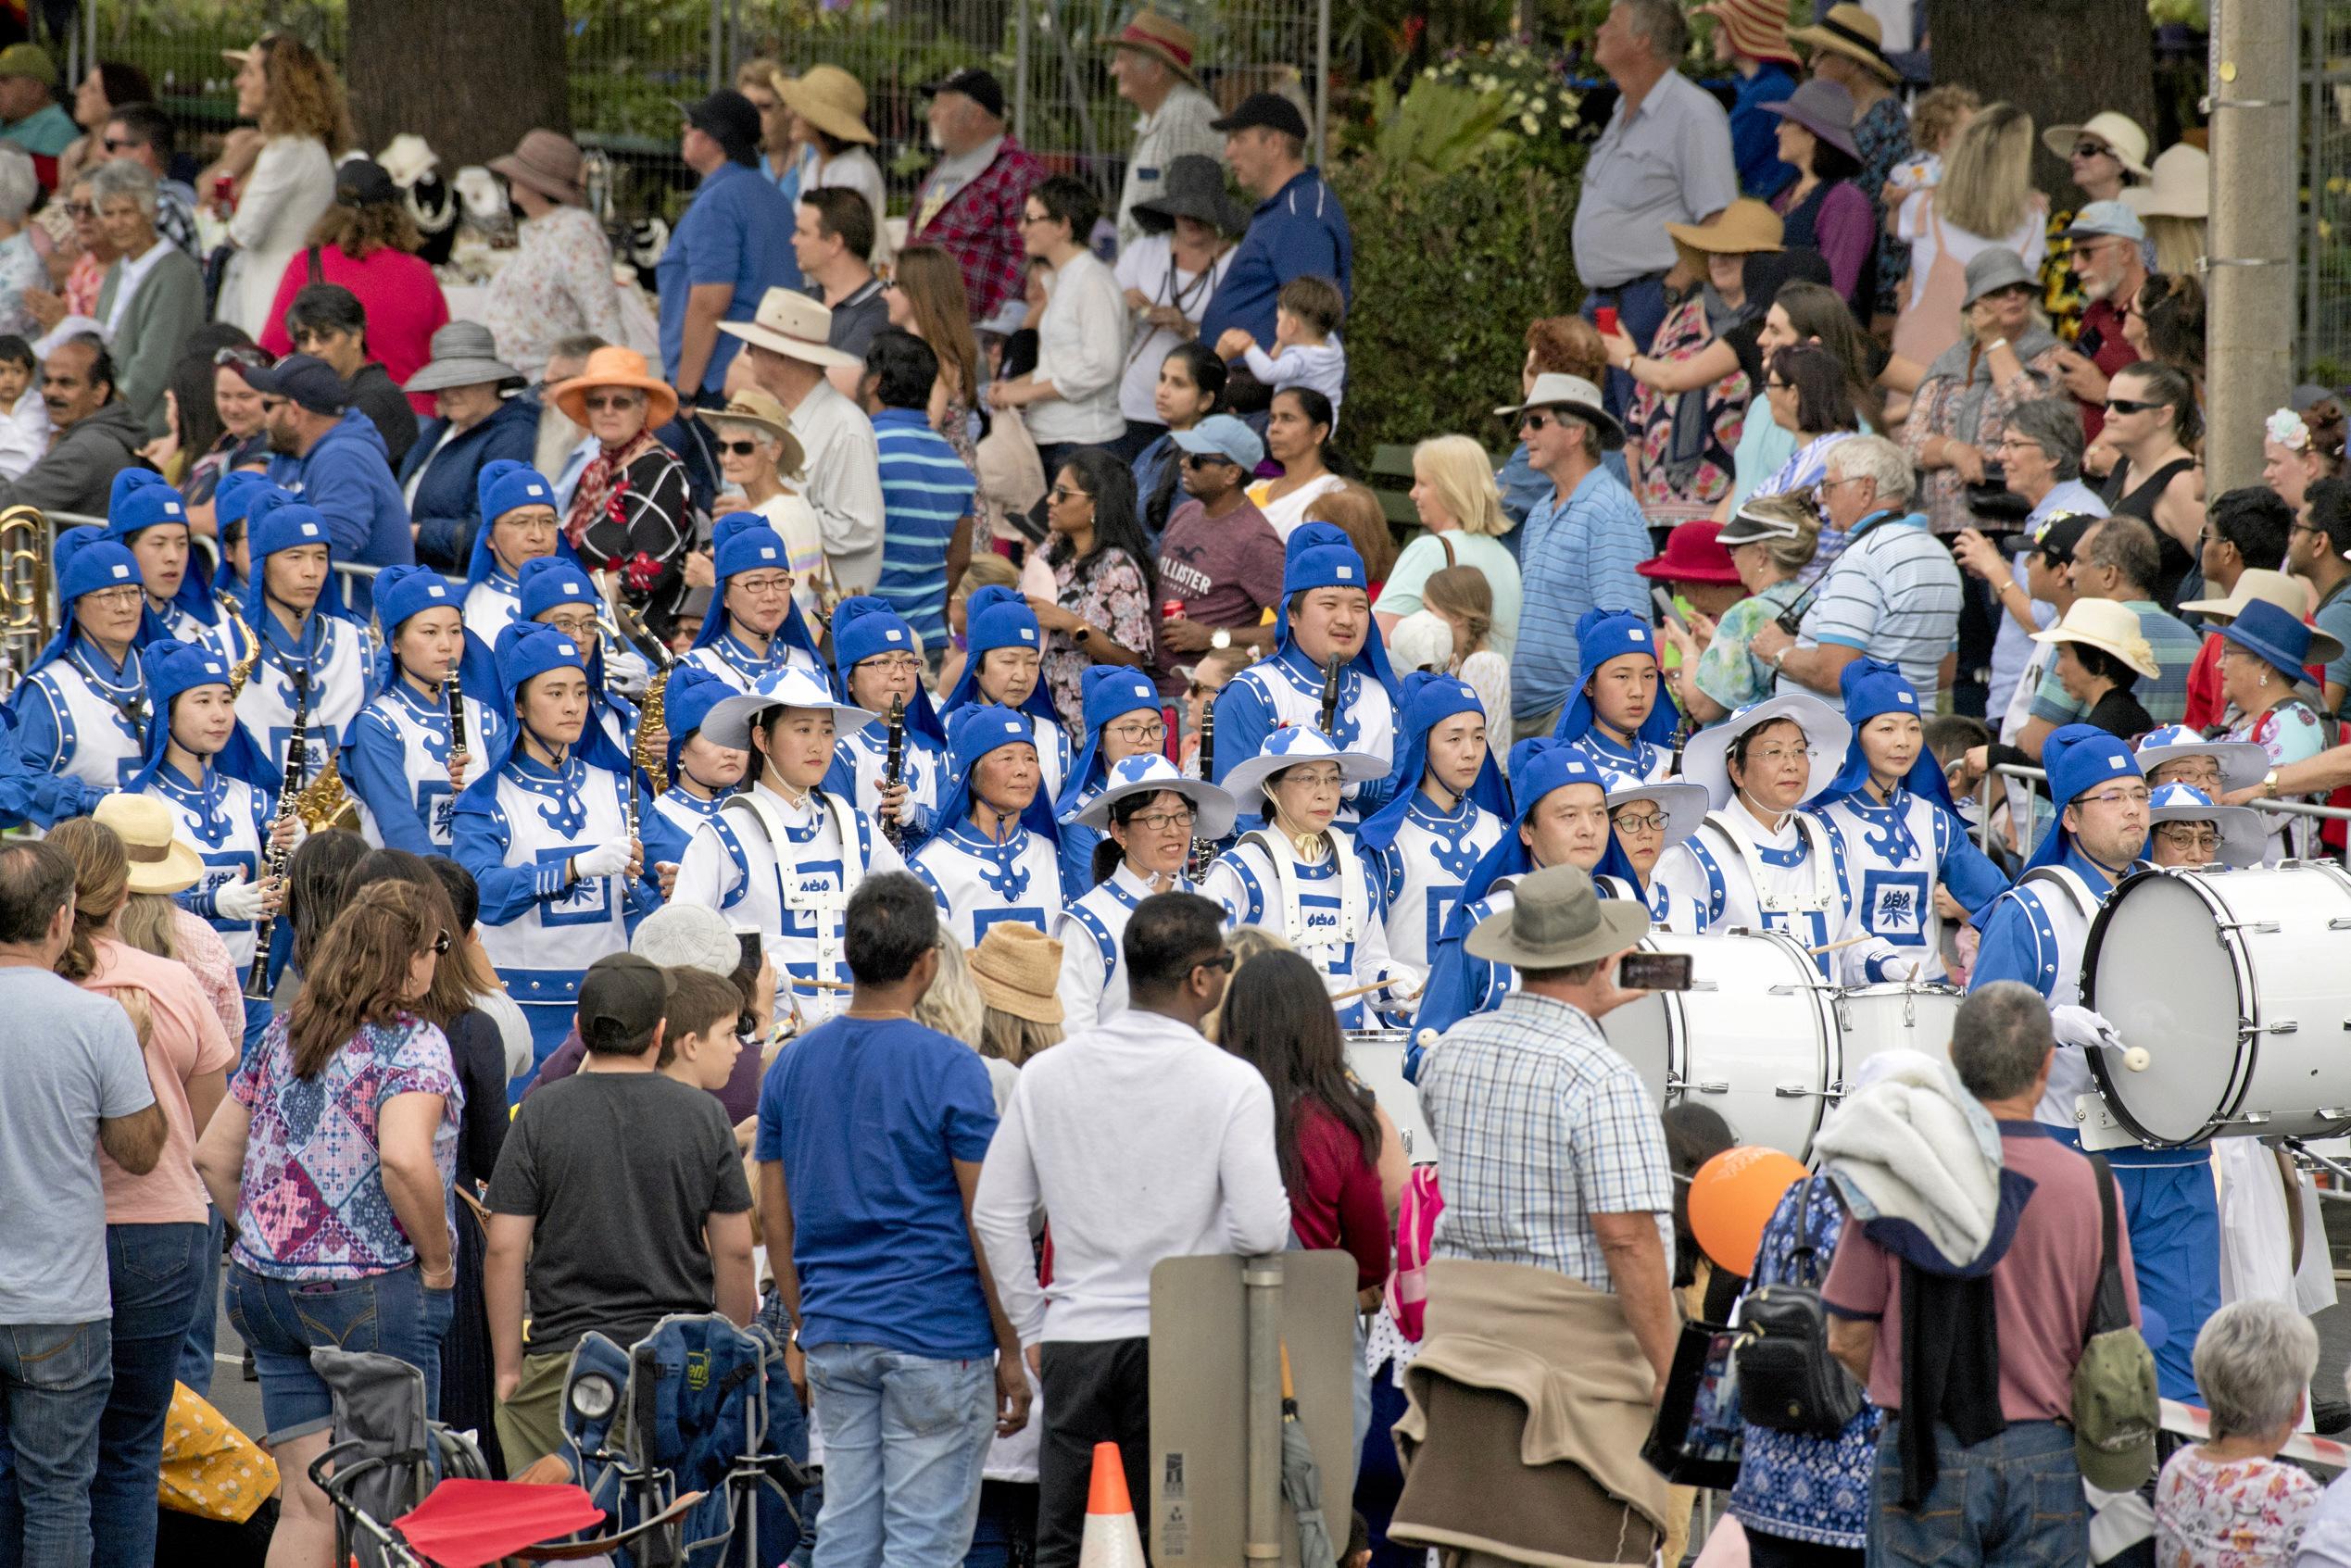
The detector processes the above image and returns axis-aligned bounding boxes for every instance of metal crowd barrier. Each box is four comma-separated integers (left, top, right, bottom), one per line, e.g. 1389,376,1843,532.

1975,760,2351,859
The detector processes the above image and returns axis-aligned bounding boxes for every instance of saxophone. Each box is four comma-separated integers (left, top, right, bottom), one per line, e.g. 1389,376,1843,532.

220,601,259,699
612,598,676,795
881,694,906,850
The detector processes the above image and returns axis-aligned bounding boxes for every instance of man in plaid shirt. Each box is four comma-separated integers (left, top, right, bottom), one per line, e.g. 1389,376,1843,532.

910,69,1043,334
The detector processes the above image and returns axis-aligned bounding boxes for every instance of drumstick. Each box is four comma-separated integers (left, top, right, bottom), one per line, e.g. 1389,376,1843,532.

1329,978,1407,1003
1807,935,1875,957
795,977,854,991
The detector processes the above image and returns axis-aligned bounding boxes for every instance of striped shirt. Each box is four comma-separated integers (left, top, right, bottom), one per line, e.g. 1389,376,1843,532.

1791,509,1964,712
2029,597,2206,730
871,408,975,647
1514,464,1653,721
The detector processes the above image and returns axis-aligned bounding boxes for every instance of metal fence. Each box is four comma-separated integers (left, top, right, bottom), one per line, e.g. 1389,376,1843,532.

1976,762,2351,865
2306,0,2351,382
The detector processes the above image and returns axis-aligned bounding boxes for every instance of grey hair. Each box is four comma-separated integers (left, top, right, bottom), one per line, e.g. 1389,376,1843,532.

1616,0,1690,64
86,157,157,222
2079,515,2161,596
1949,981,2053,1101
2005,398,2085,483
1825,433,1917,508
2195,1298,2318,1439
1560,412,1606,462
0,145,33,226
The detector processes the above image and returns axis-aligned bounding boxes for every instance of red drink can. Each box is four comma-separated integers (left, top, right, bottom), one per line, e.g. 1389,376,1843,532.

1163,598,1187,621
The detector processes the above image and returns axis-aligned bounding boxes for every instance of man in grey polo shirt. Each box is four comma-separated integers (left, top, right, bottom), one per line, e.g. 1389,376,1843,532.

1574,0,1737,421
1749,434,1963,711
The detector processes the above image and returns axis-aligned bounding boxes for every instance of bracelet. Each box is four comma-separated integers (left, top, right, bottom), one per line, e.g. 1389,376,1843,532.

1984,337,2010,355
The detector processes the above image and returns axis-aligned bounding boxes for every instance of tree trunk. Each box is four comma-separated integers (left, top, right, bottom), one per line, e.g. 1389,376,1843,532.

346,0,570,169
1926,0,2157,198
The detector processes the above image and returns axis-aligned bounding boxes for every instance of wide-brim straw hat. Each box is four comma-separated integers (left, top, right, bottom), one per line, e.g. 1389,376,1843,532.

550,345,679,429
1101,9,1203,86
717,287,861,371
2042,110,2152,179
776,64,875,146
2177,569,2308,627
702,386,792,445
92,795,204,896
488,128,588,207
2031,598,2161,682
1698,0,1799,68
405,320,522,395
971,922,1064,1023
2123,143,2207,220
1665,197,1784,256
1463,863,1650,970
1785,3,1898,84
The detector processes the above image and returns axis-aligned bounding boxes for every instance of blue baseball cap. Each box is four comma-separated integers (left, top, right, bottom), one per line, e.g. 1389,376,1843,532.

1171,414,1264,471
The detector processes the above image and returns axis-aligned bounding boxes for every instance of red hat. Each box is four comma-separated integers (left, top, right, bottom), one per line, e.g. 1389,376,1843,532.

1638,521,1742,585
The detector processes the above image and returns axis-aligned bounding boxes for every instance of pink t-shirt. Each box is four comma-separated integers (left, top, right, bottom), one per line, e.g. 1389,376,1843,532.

1822,1122,2140,1424
2156,1447,2320,1567
258,244,451,415
86,937,236,1225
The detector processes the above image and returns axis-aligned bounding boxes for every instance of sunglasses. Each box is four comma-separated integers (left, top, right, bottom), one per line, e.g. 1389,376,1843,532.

432,930,453,956
60,201,92,219
714,439,763,457
1519,412,1556,433
2072,140,2115,159
1049,484,1092,504
214,345,273,370
584,393,643,412
1181,452,1234,470
1189,947,1237,974
101,135,144,153
2105,396,2159,415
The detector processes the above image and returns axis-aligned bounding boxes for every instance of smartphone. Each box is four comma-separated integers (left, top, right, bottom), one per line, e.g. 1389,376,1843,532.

737,931,762,973
1594,305,1620,337
1650,586,1687,630
1618,950,1693,991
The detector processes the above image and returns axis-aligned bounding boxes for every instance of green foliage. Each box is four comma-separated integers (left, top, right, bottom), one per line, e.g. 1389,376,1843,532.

1410,38,1587,176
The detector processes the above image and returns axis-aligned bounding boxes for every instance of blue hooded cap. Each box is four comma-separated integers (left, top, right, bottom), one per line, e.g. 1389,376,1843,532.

1551,608,1680,750
941,584,1061,728
1359,671,1514,853
932,702,1062,845
1057,665,1165,817
2024,723,2145,872
455,621,636,816
692,511,822,665
24,528,145,678
104,470,216,632
122,637,276,797
659,664,739,780
240,490,348,627
370,564,502,707
1452,738,1611,911
1814,658,1957,811
209,472,273,599
828,595,946,746
1274,521,1399,695
465,458,578,594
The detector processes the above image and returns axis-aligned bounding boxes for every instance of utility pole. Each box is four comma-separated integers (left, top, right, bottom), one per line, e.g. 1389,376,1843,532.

2204,0,2296,494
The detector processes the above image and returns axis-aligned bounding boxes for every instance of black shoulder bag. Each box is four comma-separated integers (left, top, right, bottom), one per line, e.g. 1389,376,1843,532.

1735,1175,1866,1437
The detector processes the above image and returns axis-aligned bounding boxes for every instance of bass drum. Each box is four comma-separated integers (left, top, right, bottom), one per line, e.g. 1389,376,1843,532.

1602,929,1840,1159
1344,1030,1436,1165
1833,984,1963,1085
2085,862,2351,1147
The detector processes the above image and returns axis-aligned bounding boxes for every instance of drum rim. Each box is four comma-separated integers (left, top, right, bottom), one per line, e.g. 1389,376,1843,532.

2083,865,2256,1148
1639,925,1840,1157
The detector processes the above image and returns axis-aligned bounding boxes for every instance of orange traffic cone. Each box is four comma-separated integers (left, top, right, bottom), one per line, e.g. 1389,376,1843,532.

1079,1440,1147,1567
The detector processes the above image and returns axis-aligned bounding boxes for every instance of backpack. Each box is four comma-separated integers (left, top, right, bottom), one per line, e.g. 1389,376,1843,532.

1733,1176,1866,1437
2074,1153,2159,1492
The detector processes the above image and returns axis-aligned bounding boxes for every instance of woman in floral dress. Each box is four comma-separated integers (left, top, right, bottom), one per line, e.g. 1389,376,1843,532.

1027,447,1160,733
1625,199,1779,528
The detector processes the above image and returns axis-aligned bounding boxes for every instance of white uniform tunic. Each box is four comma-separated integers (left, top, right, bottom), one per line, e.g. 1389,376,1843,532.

144,760,269,967
1201,826,1422,1029
16,644,152,789
1817,788,2008,983
832,725,945,843
1215,654,1398,822
346,680,509,852
463,574,522,647
646,784,725,866
672,780,902,1026
910,818,1065,949
459,752,640,1020
1053,861,1196,1032
236,614,368,784
683,630,821,693
1368,793,1505,969
1654,799,1903,984
1595,846,1709,935
1570,728,1674,784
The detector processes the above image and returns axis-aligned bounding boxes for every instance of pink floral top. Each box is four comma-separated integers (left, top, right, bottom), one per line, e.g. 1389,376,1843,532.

1045,546,1156,734
481,204,626,381
64,249,105,318
1625,293,1750,526
2154,1447,2319,1567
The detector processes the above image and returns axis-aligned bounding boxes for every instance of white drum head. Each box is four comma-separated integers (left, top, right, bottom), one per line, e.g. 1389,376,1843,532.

1345,1032,1436,1166
2087,873,2244,1145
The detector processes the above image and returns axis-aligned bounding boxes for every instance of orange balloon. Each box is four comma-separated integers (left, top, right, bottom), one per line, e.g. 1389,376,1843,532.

1688,1146,1809,1276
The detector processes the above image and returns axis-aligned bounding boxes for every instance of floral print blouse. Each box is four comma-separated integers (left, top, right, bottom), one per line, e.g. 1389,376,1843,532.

2154,1447,2319,1568
0,230,44,341
482,204,626,381
1626,292,1751,526
1046,546,1156,734
1901,341,2067,536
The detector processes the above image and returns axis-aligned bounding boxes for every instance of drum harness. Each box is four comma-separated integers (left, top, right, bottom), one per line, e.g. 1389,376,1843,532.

722,786,868,1002
1704,807,1839,920
1241,827,1366,962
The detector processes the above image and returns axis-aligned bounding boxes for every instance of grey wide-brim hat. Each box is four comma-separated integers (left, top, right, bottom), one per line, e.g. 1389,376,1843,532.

405,320,522,393
1132,153,1249,236
1961,246,2037,308
1464,862,1650,969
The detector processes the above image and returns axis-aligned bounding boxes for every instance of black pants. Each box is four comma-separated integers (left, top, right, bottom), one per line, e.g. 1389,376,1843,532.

1036,1337,1150,1568
1745,1526,1863,1568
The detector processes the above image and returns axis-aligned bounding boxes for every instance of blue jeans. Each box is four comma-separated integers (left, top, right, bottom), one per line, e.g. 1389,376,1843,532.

176,1208,227,1396
94,1223,207,1568
805,1341,995,1567
0,1319,112,1568
225,1261,454,1443
1867,1417,2088,1567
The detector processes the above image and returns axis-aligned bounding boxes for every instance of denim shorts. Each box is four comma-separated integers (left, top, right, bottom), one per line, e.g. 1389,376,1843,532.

225,1261,454,1444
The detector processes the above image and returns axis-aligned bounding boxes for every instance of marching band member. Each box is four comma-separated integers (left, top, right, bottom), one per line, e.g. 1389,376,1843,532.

452,621,653,1077
638,664,748,875
7,527,154,809
1550,608,1679,782
2142,782,2265,870
939,584,1074,804
1413,742,1616,1055
1658,692,1907,984
1211,521,1401,822
1593,768,1710,934
123,636,288,1051
344,565,508,853
209,470,271,608
823,596,946,843
459,458,573,646
682,510,823,691
517,556,639,759
2133,724,2269,800
1358,671,1511,970
233,490,368,784
910,703,1066,948
1201,724,1420,1029
1053,666,1172,895
106,470,252,665
671,666,899,1026
1809,659,2009,981
1054,754,1236,1030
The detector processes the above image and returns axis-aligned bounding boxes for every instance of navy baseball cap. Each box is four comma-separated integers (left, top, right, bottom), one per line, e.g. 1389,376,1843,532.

241,353,348,417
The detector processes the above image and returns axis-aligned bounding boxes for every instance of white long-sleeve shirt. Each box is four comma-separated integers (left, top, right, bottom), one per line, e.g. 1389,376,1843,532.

221,134,334,335
0,383,50,481
786,379,886,594
1026,249,1128,446
1240,337,1347,417
974,1010,1291,1343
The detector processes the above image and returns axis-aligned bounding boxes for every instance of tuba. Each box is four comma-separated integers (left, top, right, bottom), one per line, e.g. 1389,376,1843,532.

0,504,49,700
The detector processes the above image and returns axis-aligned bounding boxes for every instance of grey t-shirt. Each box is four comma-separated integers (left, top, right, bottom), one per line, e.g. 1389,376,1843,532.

486,1069,752,1357
0,967,153,1324
821,277,890,370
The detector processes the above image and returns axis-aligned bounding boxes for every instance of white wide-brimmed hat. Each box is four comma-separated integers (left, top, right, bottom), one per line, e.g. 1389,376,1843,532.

2030,598,2159,682
718,287,861,370
1075,753,1238,838
2146,783,2266,870
702,666,878,750
1678,691,1851,809
1221,724,1388,805
2131,724,2269,794
1601,771,1709,849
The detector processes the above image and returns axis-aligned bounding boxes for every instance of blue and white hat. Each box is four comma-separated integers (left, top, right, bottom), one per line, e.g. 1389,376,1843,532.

465,458,576,593
1551,609,1679,751
1075,752,1238,837
2131,724,2269,795
23,528,145,677
1359,671,1511,853
2146,782,2264,869
122,637,275,797
828,595,946,746
700,665,880,752
1220,722,1389,805
1593,766,1708,887
1272,521,1400,694
1452,738,1613,909
1812,658,1955,810
692,511,822,665
2024,722,2144,872
369,563,500,704
1678,691,1851,810
456,621,635,810
1058,665,1165,819
240,491,347,625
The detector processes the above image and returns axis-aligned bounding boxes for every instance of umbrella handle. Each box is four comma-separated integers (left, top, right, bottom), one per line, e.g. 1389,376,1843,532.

1279,1338,1294,1404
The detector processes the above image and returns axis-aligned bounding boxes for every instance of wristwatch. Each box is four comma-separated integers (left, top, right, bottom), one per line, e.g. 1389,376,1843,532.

1074,624,1092,645
2262,768,2282,799
1211,627,1232,650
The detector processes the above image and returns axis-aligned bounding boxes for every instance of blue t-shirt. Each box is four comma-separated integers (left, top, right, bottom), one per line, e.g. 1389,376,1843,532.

872,408,977,646
656,162,800,395
755,1016,999,1359
2316,581,2351,716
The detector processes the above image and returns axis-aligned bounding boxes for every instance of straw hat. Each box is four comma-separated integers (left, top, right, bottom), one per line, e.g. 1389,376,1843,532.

1785,3,1898,84
2177,569,2309,626
1102,10,1203,87
2042,110,2152,179
1665,197,1784,256
775,64,876,146
971,922,1064,1024
1697,0,1798,67
92,795,204,897
2123,143,2208,220
717,287,860,371
705,386,807,481
550,346,679,429
2030,598,2159,681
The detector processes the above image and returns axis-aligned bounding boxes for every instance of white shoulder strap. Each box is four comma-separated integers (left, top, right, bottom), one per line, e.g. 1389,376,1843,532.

2019,864,2098,921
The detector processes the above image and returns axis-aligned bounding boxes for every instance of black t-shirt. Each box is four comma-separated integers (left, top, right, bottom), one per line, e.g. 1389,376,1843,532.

486,1070,753,1356
344,362,420,470
446,1007,509,1191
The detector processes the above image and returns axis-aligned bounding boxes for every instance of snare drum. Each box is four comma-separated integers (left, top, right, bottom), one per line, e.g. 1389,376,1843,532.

1833,984,1963,1085
2085,862,2351,1147
1345,1029,1437,1165
1602,929,1839,1159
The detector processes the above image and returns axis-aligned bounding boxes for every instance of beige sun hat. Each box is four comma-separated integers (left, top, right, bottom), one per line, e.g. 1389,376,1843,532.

2031,598,2160,681
1666,196,1786,256
774,64,875,145
92,795,204,897
970,922,1064,1024
2042,110,2152,179
2122,143,2207,220
717,288,861,371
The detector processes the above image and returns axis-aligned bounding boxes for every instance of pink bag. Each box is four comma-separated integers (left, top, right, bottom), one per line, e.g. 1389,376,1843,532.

1385,1165,1445,1341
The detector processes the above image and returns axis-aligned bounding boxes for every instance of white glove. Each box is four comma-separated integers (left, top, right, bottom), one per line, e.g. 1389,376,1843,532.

572,840,632,879
212,875,269,922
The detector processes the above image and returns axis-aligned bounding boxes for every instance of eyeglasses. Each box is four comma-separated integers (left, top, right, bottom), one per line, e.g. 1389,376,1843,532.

2154,825,2220,853
861,652,924,674
2081,786,2153,809
1746,745,1816,767
1818,474,1873,493
584,393,643,412
715,438,765,457
60,201,91,219
731,571,794,597
544,611,600,638
431,930,453,956
2104,397,2159,415
1130,808,1196,833
1611,809,1668,833
1105,718,1167,745
258,395,288,414
1188,947,1237,974
81,585,143,608
101,135,143,153
1764,379,1792,392
1020,210,1053,227
2072,140,2115,159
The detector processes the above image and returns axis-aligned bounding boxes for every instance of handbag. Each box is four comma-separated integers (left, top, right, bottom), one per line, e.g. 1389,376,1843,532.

1642,1313,1746,1488
2074,1153,2159,1489
1733,1176,1865,1436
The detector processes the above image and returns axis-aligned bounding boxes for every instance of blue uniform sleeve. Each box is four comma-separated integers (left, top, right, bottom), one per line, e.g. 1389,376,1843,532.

1967,891,2055,999
452,794,557,925
1409,899,1488,1076
639,802,691,872
1935,807,2012,922
1210,678,1272,802
0,688,103,827
1060,821,1100,897
345,709,434,856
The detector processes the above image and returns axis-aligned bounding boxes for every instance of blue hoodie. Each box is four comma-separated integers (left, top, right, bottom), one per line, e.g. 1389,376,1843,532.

400,395,542,571
266,408,415,574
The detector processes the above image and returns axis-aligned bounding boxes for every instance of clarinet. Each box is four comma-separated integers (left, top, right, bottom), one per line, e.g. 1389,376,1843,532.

881,695,907,849
1318,654,1344,736
245,669,309,1001
1187,692,1215,880
446,663,469,766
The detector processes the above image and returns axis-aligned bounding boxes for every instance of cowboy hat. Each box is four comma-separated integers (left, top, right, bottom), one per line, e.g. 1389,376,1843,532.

2042,110,2152,179
971,922,1065,1023
1102,9,1203,86
1785,3,1898,84
1664,197,1785,256
701,666,879,751
489,128,588,206
2124,143,2208,221
92,795,204,897
2145,783,2266,870
2131,724,2270,794
1494,372,1625,451
404,321,522,395
1464,863,1650,970
550,345,680,429
717,287,861,371
1761,78,1860,160
1131,153,1249,235
2177,569,2312,626
1678,691,1852,809
2030,598,2161,681
1075,753,1238,838
776,64,876,146
1221,724,1389,805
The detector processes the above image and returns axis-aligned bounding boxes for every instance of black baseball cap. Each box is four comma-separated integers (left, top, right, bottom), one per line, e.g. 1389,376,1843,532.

241,353,348,417
920,67,1005,119
333,157,397,210
678,90,761,165
1210,91,1309,142
2032,510,2099,566
578,952,669,1049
